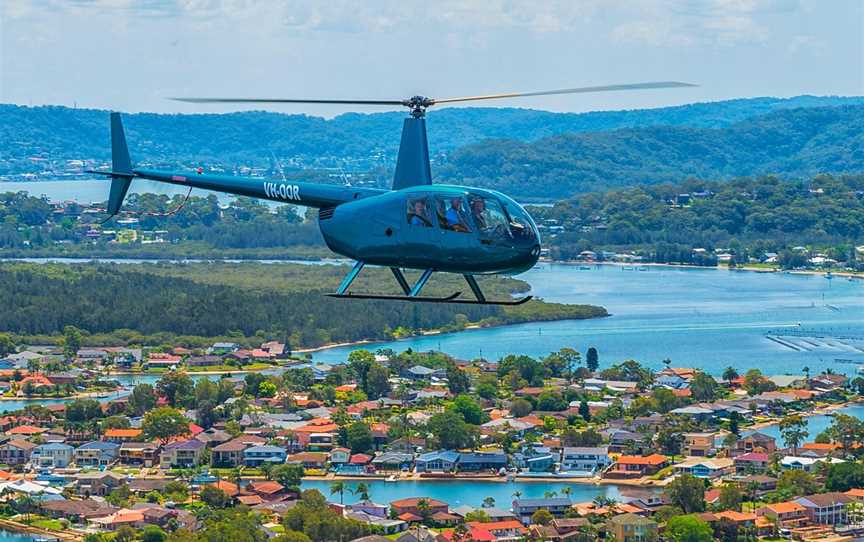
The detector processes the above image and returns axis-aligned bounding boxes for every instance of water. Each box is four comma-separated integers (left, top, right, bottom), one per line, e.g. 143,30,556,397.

301,478,629,508
750,404,864,442
312,263,864,377
0,531,36,542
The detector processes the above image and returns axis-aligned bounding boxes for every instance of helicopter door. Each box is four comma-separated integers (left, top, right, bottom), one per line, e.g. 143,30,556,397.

404,194,439,263
467,194,512,247
434,194,474,264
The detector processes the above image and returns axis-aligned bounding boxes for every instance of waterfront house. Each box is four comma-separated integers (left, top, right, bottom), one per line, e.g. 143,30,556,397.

160,439,205,469
607,513,658,542
604,454,668,479
371,452,413,472
390,497,449,517
672,457,734,479
656,367,697,389
75,441,120,468
560,446,610,473
0,439,36,465
31,442,74,469
415,450,460,473
330,447,351,465
119,442,161,467
210,439,248,468
458,451,507,472
512,498,571,524
286,451,328,470
244,445,287,467
347,511,407,535
780,455,844,472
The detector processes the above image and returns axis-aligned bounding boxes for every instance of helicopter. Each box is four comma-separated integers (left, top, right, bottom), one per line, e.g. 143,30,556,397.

89,82,695,304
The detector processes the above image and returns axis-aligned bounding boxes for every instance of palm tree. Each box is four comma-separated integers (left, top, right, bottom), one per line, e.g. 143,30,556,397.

561,486,572,500
512,490,522,500
544,490,558,499
352,482,370,502
330,481,346,504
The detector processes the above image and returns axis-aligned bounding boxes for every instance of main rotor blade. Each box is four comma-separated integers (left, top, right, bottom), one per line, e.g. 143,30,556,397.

432,81,697,105
170,97,405,105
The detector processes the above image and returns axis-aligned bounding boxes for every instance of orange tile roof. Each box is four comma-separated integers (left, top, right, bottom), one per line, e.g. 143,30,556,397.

104,428,143,438
468,520,526,533
715,511,756,523
210,480,240,497
845,488,864,498
618,454,667,465
7,425,46,435
767,501,806,514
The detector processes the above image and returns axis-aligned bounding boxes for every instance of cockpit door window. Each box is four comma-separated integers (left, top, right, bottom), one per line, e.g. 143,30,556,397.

406,196,433,227
435,195,472,233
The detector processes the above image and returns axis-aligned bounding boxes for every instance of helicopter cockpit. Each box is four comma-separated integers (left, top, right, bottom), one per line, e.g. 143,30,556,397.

405,190,538,248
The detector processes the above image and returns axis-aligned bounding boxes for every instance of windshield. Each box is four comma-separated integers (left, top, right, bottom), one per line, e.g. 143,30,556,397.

467,194,510,241
503,201,538,245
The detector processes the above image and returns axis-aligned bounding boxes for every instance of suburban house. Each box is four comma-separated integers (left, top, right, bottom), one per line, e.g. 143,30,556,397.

604,454,668,479
512,498,571,524
795,493,855,525
73,471,127,497
0,440,36,465
757,501,809,527
104,428,144,443
672,457,734,479
457,451,507,472
390,497,449,517
560,447,610,473
31,442,74,469
682,432,718,457
607,513,659,542
734,452,770,473
210,439,247,468
734,432,777,456
415,451,460,473
243,445,287,467
119,442,161,467
160,439,205,469
75,441,120,468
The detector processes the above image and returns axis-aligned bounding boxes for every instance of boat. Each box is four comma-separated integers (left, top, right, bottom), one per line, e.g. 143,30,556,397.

637,266,649,271
622,266,635,271
825,271,833,279
385,474,397,482
578,265,591,270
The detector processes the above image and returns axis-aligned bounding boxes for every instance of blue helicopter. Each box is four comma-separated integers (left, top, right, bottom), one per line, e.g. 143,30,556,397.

90,82,694,304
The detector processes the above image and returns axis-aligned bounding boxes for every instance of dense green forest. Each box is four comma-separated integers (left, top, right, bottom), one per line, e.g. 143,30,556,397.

533,174,864,264
0,262,606,347
440,105,864,198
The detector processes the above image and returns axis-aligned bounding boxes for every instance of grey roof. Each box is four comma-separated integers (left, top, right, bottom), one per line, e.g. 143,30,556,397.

514,498,571,507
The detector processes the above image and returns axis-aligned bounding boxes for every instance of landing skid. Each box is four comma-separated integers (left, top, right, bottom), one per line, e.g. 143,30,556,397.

327,292,533,305
329,262,534,305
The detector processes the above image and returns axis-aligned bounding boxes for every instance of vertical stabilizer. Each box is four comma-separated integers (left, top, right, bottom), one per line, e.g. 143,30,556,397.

392,117,432,190
107,113,133,215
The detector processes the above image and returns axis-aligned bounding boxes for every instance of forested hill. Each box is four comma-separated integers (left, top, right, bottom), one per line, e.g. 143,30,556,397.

2,95,862,166
438,105,864,199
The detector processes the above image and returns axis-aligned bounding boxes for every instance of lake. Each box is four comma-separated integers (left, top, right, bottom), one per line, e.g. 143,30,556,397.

312,263,864,377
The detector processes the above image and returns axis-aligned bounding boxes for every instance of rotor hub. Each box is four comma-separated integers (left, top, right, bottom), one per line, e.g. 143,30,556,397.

403,95,434,118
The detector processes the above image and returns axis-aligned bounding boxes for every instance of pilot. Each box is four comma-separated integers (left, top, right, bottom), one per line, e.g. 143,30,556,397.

445,197,469,232
409,199,430,226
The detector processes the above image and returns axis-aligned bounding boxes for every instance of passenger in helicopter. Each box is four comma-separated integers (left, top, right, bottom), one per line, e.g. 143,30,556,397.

443,196,470,232
407,198,432,227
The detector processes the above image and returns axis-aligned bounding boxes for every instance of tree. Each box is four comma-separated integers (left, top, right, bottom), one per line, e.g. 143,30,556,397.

509,398,533,417
690,372,717,401
200,485,231,508
140,526,167,542
65,398,103,425
114,526,136,542
0,333,15,358
464,510,491,523
426,411,476,450
651,387,680,413
271,464,305,490
258,381,277,398
142,407,189,442
722,366,739,385
536,391,567,411
449,395,485,425
128,383,157,416
351,483,370,502
665,474,706,514
777,469,819,496
743,369,776,395
828,413,864,457
826,461,864,491
779,415,808,455
716,484,742,512
665,515,713,542
531,509,554,525
156,371,194,408
657,429,684,461
102,415,131,430
365,363,391,400
561,427,603,447
446,365,471,394
273,533,312,542
62,325,83,361
578,400,590,421
586,347,599,372
346,422,373,453
482,496,495,508
347,350,375,392
329,482,346,505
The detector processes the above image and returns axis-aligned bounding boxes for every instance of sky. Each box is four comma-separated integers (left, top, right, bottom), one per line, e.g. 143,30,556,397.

1,0,863,117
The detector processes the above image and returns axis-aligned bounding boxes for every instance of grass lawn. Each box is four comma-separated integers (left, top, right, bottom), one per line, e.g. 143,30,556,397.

31,518,65,530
